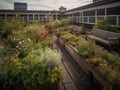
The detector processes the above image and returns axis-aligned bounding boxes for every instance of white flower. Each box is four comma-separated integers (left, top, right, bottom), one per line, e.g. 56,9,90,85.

27,38,31,42
19,41,22,44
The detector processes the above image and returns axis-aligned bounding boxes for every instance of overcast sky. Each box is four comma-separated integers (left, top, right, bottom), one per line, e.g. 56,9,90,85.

0,0,92,10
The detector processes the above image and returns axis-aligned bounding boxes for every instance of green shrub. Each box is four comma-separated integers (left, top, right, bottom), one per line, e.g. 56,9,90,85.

47,20,61,29
94,19,120,33
101,52,120,69
88,56,103,67
1,48,63,90
24,23,45,43
40,36,51,49
94,19,111,30
61,17,73,26
0,19,24,40
97,66,120,90
3,30,33,59
76,40,103,58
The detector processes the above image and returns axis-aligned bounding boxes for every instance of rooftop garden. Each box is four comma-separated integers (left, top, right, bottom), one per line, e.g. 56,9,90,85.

0,17,120,90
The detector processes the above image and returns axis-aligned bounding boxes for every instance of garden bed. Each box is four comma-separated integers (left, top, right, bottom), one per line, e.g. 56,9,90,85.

0,20,64,90
58,37,112,90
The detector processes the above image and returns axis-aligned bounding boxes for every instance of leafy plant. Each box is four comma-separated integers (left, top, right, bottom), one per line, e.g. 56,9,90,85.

3,30,33,59
40,36,51,49
61,17,73,26
94,19,111,30
88,56,103,67
97,66,120,90
21,48,63,89
94,19,120,33
0,48,63,90
24,23,45,43
76,40,103,58
47,20,61,29
0,19,24,40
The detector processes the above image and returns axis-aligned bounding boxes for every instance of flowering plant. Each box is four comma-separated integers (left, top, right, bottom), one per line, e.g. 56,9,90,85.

0,47,63,90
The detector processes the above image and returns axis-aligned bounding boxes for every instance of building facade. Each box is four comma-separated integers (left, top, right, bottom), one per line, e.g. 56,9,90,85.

0,0,120,28
64,0,120,28
0,10,63,23
14,2,27,10
0,2,63,23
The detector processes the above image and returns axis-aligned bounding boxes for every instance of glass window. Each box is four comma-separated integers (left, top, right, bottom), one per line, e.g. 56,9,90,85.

35,15,38,20
20,14,27,21
76,17,79,22
83,10,95,16
0,14,5,20
80,17,82,22
7,14,15,19
29,14,33,20
107,6,120,15
73,17,76,22
97,16,104,20
89,17,95,23
79,17,82,23
107,16,117,25
83,17,88,22
41,17,44,21
97,9,105,15
118,16,120,26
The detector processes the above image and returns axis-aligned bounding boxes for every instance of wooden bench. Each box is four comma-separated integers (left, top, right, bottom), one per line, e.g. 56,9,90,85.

87,28,120,49
70,25,83,35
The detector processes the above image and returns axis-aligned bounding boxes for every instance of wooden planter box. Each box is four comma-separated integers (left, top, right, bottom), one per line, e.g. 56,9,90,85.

58,39,112,90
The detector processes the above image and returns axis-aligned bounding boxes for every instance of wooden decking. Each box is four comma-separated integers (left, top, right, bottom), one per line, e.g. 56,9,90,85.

56,40,100,90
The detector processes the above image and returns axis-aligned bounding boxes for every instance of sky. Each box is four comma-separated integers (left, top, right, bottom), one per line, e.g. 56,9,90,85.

0,0,92,10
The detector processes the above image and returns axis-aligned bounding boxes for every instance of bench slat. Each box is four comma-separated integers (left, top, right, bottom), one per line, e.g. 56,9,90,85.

88,28,120,49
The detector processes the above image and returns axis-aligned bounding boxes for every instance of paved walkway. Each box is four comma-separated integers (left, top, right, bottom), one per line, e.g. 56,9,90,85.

55,39,100,90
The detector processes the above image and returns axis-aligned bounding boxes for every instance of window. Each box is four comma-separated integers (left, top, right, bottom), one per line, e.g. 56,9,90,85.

0,14,5,20
76,17,79,22
107,6,120,15
118,16,120,26
83,10,95,16
89,17,95,23
20,14,27,21
97,9,105,15
35,14,38,20
79,17,82,23
73,17,76,22
7,14,15,19
107,16,117,25
97,16,104,20
29,14,33,20
83,17,88,22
